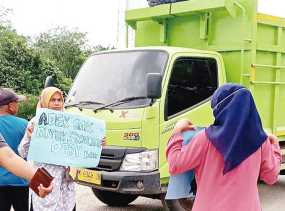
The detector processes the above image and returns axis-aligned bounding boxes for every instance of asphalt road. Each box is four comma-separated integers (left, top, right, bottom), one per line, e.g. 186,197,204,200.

76,176,285,211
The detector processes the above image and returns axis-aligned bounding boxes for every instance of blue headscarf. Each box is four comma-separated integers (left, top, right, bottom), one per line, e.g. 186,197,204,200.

205,84,267,174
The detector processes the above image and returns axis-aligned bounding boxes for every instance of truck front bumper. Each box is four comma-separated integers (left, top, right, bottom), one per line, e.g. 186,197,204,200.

74,169,162,195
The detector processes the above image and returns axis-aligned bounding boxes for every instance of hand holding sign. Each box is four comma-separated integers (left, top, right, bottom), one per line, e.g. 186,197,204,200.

27,122,34,139
28,108,105,168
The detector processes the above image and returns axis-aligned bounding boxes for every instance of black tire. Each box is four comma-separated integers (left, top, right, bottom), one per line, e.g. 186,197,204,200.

92,189,138,207
162,178,196,211
162,198,194,211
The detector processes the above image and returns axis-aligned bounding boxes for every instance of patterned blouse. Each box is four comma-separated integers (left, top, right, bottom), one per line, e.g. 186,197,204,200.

18,118,76,211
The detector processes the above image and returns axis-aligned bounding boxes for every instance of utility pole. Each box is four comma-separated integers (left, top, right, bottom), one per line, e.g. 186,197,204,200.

116,0,129,48
125,0,129,48
115,1,120,48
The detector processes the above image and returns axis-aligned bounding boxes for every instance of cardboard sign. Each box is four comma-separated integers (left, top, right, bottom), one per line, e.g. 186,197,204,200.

28,108,105,168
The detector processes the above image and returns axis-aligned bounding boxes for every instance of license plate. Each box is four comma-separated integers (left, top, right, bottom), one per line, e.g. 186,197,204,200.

77,169,101,185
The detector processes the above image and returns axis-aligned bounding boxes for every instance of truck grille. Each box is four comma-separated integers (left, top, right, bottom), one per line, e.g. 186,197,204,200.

88,146,146,172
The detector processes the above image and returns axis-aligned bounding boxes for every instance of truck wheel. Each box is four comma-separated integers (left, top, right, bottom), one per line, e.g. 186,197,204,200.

92,189,138,207
162,198,194,211
162,177,196,210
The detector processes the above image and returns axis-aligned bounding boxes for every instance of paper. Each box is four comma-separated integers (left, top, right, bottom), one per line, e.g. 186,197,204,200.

28,108,105,167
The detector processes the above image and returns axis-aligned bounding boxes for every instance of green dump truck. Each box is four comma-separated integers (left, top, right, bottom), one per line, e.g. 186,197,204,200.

66,0,285,209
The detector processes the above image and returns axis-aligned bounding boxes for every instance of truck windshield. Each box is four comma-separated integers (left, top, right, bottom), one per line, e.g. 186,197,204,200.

66,50,168,109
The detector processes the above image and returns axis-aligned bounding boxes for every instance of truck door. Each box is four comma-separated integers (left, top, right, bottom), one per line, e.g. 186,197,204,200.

159,54,220,180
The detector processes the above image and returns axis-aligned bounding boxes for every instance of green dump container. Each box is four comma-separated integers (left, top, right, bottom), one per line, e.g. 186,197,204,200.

126,0,285,167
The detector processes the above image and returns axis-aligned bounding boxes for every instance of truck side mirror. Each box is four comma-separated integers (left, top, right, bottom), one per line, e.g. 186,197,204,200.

44,76,54,88
146,73,162,99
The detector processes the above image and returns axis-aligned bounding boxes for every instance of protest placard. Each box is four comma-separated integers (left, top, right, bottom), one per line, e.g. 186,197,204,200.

27,108,105,167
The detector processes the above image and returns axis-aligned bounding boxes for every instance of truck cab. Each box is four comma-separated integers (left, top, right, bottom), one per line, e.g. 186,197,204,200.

66,47,224,206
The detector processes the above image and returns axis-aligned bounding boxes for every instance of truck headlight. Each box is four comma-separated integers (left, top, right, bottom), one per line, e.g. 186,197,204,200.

120,150,158,172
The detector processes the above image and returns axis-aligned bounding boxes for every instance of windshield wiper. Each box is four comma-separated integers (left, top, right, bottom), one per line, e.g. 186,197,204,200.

65,100,104,108
93,96,149,112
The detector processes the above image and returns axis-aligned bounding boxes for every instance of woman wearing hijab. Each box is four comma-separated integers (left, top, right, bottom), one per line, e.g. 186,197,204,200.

166,83,281,211
18,87,76,211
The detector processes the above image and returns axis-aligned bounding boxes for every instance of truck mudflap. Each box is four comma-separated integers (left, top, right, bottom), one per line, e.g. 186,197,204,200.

74,169,162,195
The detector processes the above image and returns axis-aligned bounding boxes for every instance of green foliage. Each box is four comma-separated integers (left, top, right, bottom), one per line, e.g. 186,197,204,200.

92,44,114,52
0,25,66,95
34,27,91,79
0,23,111,118
0,5,12,25
18,95,38,120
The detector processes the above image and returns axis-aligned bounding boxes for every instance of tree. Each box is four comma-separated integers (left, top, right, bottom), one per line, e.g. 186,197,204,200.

0,5,12,25
33,27,92,80
0,22,111,119
0,25,66,94
92,44,114,52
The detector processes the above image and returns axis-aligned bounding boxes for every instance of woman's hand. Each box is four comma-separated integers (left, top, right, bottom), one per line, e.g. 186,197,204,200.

38,183,53,198
173,119,194,134
27,123,34,139
268,134,279,145
101,137,106,146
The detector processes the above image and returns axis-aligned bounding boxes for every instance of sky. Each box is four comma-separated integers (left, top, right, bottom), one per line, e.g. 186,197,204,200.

0,0,284,48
